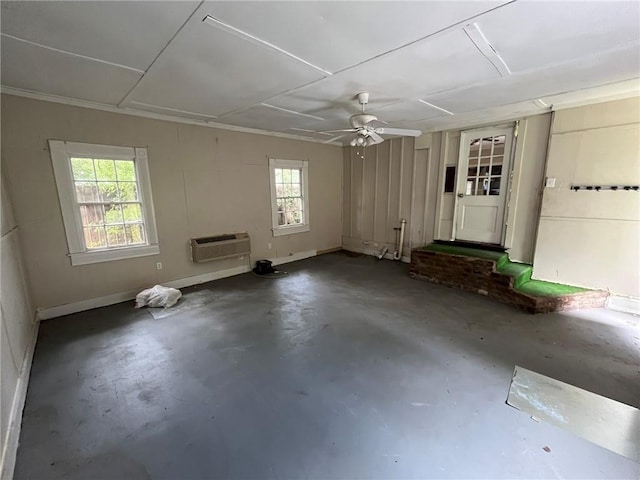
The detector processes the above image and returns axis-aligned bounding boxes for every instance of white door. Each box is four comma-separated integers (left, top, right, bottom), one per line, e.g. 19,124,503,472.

454,126,513,244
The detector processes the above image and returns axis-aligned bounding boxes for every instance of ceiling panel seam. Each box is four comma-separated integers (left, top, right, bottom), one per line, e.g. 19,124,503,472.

421,40,640,105
202,15,333,76
129,100,216,119
462,23,512,77
117,0,204,108
260,103,325,121
0,33,145,74
417,100,455,116
0,86,343,145
210,1,518,120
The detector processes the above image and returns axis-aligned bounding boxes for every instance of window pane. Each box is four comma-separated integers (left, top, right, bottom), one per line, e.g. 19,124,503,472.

282,169,292,183
118,182,139,201
83,227,107,249
95,159,116,181
275,168,283,183
479,165,490,176
489,177,501,195
125,224,146,245
491,165,502,176
75,182,99,202
122,203,143,223
106,225,126,247
79,205,104,227
291,169,300,183
115,160,136,181
466,179,474,195
444,166,456,193
98,182,119,202
284,184,298,197
276,184,284,197
71,158,95,181
479,177,489,195
286,197,302,212
104,204,123,224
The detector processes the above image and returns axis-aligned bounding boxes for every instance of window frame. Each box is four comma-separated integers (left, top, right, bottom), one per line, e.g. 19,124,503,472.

49,140,159,266
268,158,310,237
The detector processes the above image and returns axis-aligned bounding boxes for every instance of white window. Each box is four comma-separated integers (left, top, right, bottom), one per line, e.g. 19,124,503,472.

269,158,309,237
49,140,159,266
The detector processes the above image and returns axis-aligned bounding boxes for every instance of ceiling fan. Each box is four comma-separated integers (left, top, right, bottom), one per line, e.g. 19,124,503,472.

322,92,422,146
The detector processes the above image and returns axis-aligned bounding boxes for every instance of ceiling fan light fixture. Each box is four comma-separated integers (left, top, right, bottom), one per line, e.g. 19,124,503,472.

350,138,358,147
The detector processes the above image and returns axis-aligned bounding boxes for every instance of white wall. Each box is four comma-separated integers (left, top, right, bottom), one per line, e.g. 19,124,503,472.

1,175,37,479
533,97,640,298
342,135,441,259
1,94,343,315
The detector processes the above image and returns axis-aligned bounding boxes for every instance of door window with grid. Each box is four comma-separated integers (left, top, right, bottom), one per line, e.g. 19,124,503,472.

269,158,309,236
49,141,159,265
465,135,505,196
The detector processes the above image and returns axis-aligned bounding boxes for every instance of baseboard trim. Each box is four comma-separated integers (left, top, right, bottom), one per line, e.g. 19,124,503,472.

606,295,640,316
342,245,411,264
1,318,39,480
269,249,317,266
36,264,252,320
163,265,251,290
317,247,342,255
35,250,323,321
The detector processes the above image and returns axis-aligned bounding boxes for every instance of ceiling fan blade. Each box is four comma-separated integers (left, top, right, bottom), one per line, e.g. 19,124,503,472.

366,119,388,127
323,134,348,144
376,127,422,137
319,129,357,133
369,132,384,145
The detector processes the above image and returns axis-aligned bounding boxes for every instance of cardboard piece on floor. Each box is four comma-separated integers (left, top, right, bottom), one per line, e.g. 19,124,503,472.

507,365,640,462
146,289,217,320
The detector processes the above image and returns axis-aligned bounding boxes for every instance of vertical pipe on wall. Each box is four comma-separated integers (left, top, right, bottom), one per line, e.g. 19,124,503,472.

393,219,407,260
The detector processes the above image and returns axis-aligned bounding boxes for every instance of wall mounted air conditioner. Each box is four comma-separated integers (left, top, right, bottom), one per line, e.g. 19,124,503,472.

190,233,250,263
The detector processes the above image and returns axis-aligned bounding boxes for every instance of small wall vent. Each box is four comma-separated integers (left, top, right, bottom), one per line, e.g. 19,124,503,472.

190,233,250,263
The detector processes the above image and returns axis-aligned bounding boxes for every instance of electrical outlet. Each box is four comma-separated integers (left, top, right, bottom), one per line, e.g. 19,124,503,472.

545,177,556,188
156,262,163,270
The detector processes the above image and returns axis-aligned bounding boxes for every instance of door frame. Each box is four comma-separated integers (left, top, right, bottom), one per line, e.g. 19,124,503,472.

451,124,516,245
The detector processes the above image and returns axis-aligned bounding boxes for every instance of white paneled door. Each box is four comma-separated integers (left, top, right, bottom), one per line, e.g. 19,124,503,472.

454,126,514,244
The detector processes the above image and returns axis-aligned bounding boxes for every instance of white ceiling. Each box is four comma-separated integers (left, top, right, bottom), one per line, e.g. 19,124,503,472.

1,1,639,142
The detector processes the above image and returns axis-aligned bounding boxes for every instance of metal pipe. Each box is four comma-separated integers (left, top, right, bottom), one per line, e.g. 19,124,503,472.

377,246,389,260
393,219,407,260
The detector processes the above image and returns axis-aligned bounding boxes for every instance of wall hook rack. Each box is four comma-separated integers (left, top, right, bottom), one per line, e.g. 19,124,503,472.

570,185,640,192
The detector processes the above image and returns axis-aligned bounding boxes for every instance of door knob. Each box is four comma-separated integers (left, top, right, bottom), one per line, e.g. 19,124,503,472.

457,193,464,198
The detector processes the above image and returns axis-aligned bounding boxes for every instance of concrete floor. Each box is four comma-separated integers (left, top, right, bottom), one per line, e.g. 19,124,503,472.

15,252,640,479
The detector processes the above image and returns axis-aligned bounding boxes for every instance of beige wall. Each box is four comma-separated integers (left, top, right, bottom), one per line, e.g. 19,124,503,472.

342,136,440,258
433,113,551,263
1,174,36,477
1,94,343,311
533,97,640,297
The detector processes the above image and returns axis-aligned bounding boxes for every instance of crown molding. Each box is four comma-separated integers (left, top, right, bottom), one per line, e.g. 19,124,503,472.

0,86,344,146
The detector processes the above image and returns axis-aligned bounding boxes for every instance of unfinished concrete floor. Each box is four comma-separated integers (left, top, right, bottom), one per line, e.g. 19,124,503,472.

15,252,640,479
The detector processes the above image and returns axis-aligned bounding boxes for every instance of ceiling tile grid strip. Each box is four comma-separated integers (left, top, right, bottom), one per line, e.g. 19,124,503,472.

117,1,205,108
0,33,145,74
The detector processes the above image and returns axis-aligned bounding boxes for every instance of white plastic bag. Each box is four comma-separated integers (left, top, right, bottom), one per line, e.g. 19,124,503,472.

135,285,182,309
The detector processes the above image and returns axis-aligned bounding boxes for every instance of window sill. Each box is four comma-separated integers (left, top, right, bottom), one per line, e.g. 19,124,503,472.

272,224,310,237
70,244,160,266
